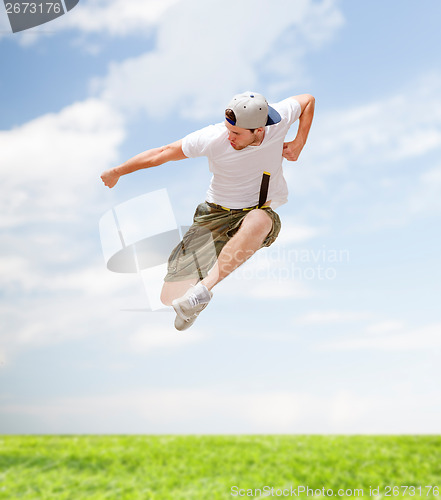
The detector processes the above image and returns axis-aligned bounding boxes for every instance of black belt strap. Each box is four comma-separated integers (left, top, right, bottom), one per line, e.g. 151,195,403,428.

258,171,270,208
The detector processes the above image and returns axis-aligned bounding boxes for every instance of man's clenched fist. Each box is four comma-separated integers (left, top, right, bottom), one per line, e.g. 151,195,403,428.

101,169,120,188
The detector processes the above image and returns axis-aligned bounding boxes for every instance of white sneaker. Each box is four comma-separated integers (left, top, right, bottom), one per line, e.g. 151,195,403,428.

174,302,210,331
172,283,213,331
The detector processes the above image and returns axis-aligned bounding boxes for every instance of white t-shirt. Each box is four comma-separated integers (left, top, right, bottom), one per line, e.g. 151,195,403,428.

181,97,301,209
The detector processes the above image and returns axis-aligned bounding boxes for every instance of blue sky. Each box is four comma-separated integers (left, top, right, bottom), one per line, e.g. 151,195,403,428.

1,0,441,434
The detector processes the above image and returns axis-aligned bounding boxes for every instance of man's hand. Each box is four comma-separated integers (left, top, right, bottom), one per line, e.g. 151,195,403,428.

282,138,304,162
101,169,120,188
283,94,315,162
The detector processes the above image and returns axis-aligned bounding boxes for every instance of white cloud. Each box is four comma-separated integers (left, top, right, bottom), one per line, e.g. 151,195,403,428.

296,310,373,325
318,96,441,168
276,219,323,245
288,73,441,199
0,283,198,363
96,0,344,120
0,98,125,227
0,257,138,302
248,279,311,299
365,320,405,335
285,72,441,234
0,96,133,363
408,163,441,215
126,323,205,353
0,0,182,44
63,0,182,36
318,322,441,351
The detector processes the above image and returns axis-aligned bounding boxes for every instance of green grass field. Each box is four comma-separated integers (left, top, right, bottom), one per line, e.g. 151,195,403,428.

1,436,440,499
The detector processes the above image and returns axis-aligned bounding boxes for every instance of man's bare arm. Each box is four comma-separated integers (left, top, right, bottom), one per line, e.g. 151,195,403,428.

282,94,315,162
101,139,187,188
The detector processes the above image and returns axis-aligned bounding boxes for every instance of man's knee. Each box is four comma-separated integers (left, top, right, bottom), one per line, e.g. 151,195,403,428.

160,285,173,306
243,209,273,237
160,278,197,306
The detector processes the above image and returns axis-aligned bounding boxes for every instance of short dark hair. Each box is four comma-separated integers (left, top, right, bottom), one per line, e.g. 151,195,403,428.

225,108,256,133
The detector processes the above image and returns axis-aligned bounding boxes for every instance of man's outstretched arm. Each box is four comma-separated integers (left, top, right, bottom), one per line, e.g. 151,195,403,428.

282,94,315,162
101,139,187,188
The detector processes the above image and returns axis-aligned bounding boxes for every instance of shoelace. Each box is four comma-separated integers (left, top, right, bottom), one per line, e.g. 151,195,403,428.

185,302,207,322
188,294,199,308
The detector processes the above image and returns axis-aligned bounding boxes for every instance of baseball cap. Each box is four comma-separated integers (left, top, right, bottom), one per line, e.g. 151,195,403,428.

225,91,282,129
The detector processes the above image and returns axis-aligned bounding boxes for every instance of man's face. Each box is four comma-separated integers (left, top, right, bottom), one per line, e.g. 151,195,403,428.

225,120,260,150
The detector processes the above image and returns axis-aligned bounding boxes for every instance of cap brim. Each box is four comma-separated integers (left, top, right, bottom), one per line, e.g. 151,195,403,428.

266,105,282,126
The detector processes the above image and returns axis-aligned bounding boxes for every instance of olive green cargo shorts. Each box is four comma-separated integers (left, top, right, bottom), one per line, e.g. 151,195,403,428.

164,202,281,282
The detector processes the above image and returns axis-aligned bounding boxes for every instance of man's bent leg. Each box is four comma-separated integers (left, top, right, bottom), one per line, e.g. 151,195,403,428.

161,204,221,306
200,208,273,291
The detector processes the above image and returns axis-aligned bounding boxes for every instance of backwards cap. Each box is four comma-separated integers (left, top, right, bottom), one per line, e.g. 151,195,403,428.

226,91,281,129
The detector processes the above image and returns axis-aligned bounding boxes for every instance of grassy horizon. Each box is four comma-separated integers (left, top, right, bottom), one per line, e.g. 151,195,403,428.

1,435,440,499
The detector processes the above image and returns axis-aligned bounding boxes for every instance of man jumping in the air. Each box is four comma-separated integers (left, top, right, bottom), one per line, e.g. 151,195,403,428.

101,91,315,330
